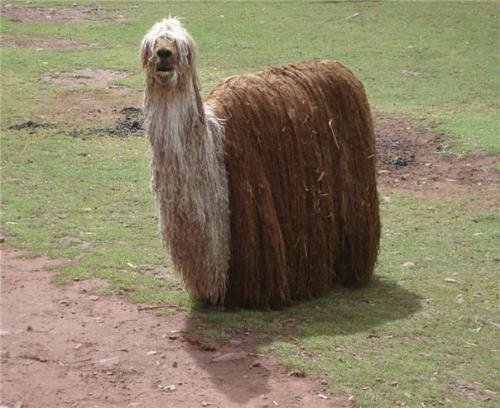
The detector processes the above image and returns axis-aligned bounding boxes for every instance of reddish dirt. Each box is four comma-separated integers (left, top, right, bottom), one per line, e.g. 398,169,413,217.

0,5,126,24
0,245,353,408
38,70,139,127
43,68,131,88
374,113,498,200
40,89,141,128
1,34,97,51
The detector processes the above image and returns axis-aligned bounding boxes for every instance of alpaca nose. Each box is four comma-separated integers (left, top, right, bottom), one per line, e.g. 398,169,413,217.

157,48,172,59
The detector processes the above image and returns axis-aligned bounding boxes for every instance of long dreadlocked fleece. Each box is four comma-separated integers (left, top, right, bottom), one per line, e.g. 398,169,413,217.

206,60,380,308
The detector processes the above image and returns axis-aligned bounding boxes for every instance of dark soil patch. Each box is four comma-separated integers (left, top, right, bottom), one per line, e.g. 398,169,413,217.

43,68,130,88
374,113,498,198
0,5,126,24
8,121,55,134
83,107,144,137
7,107,143,138
0,245,352,408
107,106,143,136
2,34,98,51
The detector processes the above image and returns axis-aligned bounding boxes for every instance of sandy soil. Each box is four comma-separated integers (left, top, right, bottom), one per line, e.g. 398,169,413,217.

0,246,352,408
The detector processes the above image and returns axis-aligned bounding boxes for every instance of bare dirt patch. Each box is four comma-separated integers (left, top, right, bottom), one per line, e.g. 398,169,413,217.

49,88,141,128
1,33,98,51
87,106,143,137
44,68,131,88
375,113,498,199
0,5,126,24
0,245,352,408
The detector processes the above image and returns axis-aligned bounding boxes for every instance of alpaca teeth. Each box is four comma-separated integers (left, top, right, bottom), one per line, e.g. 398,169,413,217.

158,70,173,77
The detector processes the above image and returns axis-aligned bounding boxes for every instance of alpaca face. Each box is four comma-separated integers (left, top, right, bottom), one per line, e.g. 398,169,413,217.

141,18,195,90
151,37,180,86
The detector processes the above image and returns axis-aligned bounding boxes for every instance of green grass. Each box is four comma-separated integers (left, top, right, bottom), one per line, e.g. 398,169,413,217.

1,1,499,407
2,128,499,406
1,0,499,152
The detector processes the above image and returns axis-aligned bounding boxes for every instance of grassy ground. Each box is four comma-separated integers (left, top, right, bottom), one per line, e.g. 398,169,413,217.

2,0,499,152
1,1,499,407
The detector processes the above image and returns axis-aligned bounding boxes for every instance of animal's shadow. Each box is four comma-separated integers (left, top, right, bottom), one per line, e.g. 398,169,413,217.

183,277,421,405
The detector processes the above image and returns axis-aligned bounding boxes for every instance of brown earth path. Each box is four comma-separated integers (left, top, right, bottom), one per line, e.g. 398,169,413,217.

0,245,352,408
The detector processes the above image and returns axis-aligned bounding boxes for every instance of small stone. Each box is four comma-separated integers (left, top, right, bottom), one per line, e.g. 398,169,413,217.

318,393,329,399
0,330,11,336
172,361,178,368
201,402,208,407
402,262,415,268
229,339,242,346
251,361,262,368
97,356,120,370
159,384,176,392
146,350,159,356
73,343,83,350
210,351,246,362
58,299,70,306
444,278,458,284
320,379,328,385
95,317,104,323
88,295,99,301
287,370,306,377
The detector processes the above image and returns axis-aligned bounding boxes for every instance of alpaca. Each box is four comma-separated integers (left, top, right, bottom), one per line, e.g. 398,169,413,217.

141,18,380,309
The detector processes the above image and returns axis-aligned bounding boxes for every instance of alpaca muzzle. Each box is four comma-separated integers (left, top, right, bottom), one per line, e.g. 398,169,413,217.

153,46,177,84
155,64,176,83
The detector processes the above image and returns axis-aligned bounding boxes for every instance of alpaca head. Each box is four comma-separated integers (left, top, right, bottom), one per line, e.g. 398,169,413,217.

140,17,196,90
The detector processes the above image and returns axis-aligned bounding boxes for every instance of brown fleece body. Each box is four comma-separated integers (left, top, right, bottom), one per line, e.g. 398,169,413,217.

207,60,380,308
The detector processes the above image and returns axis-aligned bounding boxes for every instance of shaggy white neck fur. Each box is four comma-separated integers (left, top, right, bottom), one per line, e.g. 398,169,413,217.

143,54,230,304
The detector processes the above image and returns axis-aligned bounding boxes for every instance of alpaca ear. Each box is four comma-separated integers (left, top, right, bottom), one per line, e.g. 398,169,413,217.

187,42,195,68
140,37,152,69
192,75,205,120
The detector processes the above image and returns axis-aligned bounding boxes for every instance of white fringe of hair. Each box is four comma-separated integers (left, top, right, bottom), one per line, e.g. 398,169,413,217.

141,17,230,303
